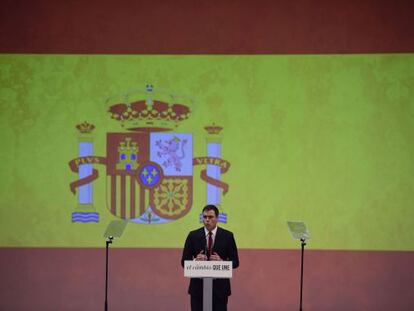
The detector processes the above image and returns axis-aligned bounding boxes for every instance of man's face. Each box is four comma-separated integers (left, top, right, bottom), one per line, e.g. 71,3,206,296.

203,209,218,231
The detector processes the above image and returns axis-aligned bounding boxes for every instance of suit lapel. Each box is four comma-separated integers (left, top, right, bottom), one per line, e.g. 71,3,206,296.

197,227,207,250
213,227,222,253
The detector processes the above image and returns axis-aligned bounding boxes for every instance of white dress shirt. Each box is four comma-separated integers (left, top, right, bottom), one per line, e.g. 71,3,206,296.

204,226,217,247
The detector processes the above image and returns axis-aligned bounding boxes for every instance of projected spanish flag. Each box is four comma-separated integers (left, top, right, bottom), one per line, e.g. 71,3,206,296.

1,1,414,310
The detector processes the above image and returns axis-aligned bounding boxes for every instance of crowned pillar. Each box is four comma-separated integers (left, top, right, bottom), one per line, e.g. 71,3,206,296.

205,125,227,223
72,122,99,222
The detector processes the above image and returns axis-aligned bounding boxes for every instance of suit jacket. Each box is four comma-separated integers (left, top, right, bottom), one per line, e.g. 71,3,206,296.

181,226,239,298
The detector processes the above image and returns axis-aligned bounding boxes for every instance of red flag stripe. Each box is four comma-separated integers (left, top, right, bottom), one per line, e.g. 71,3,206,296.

130,176,136,219
1,0,414,54
120,175,126,219
111,175,116,215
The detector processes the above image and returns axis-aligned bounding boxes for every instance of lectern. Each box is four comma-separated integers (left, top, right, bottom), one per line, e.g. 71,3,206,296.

184,261,233,311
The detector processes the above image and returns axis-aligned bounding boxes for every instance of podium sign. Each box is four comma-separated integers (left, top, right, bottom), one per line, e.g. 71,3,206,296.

184,261,233,278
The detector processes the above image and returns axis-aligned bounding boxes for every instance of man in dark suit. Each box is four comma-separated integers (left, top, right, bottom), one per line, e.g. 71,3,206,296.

181,205,239,311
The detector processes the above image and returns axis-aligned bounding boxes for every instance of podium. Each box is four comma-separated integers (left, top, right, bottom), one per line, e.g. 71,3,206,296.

184,261,233,311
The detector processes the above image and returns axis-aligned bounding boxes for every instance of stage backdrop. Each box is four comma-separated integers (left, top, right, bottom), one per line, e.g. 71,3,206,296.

1,1,414,310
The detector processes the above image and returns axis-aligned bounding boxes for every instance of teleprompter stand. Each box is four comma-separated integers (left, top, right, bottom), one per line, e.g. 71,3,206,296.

299,238,306,311
287,221,310,311
103,220,128,311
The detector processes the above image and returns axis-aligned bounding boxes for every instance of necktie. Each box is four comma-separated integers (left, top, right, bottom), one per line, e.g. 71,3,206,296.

208,231,213,258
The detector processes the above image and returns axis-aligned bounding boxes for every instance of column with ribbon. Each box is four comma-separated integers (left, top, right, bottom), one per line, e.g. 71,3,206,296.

205,125,229,223
69,122,100,222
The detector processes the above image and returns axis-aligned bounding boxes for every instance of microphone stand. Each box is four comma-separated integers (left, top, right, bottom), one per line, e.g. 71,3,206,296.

299,238,306,311
105,236,114,311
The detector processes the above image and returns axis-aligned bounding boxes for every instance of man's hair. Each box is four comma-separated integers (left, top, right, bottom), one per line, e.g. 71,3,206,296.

202,204,219,217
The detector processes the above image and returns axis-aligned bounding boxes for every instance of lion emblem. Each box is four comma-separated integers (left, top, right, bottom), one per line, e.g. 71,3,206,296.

155,136,188,172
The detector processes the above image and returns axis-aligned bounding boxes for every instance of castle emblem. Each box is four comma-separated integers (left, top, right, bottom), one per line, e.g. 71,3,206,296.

68,85,230,224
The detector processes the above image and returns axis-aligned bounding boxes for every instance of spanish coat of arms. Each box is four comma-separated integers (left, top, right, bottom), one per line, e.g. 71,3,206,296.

68,85,230,224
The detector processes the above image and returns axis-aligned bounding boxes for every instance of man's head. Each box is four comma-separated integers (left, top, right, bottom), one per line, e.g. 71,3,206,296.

202,205,219,231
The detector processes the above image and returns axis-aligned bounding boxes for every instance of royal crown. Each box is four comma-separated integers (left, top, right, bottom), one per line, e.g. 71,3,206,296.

204,124,223,135
107,85,192,132
76,121,95,134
